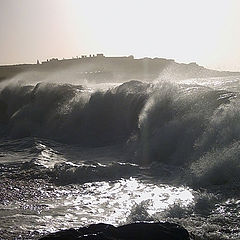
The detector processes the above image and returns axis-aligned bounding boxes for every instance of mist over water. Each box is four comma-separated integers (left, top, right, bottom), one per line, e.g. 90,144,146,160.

1,74,240,239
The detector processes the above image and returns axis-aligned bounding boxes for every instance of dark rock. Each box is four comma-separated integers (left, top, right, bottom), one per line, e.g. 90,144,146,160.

39,228,79,240
115,222,190,240
39,222,191,240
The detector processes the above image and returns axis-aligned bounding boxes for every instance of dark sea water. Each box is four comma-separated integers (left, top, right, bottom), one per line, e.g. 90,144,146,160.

1,76,240,239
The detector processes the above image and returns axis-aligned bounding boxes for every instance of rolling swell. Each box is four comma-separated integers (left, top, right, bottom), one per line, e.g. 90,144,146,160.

0,80,149,146
1,79,240,187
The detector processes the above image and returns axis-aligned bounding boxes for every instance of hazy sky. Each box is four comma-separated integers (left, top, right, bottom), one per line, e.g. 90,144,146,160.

0,0,239,71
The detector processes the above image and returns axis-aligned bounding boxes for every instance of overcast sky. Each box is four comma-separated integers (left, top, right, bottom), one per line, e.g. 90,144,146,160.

0,0,239,71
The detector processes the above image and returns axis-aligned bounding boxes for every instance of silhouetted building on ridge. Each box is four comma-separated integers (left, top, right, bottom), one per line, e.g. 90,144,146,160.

96,53,104,58
42,58,59,64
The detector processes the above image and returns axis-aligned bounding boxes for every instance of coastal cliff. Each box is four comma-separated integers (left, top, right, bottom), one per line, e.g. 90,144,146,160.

0,54,239,83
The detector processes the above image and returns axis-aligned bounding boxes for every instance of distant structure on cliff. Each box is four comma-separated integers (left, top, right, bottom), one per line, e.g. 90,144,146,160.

41,53,106,65
0,54,239,83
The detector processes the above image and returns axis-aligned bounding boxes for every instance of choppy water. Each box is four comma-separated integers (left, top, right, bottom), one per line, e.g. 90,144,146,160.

1,75,240,239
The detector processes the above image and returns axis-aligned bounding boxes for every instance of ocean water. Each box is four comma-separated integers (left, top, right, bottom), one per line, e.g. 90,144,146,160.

0,76,240,239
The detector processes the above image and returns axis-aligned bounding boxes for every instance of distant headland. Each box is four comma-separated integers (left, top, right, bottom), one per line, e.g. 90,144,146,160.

0,54,239,83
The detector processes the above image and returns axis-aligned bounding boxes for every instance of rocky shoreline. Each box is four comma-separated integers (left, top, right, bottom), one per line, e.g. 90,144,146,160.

39,222,192,240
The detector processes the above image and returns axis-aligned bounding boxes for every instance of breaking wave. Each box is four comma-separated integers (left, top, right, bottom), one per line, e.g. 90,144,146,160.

1,78,240,187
